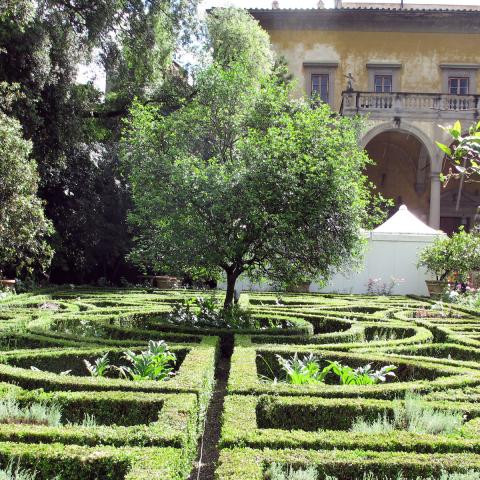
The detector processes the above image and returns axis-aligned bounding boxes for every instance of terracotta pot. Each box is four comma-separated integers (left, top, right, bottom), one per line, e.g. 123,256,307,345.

286,281,311,293
0,279,15,290
425,280,448,297
152,275,180,289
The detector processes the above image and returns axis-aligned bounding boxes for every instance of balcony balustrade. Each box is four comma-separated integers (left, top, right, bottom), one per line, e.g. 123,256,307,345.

341,91,480,121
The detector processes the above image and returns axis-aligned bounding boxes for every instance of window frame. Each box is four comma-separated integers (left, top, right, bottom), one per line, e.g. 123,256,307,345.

303,62,338,108
311,73,330,103
448,76,470,95
367,63,401,92
374,74,393,93
441,65,477,95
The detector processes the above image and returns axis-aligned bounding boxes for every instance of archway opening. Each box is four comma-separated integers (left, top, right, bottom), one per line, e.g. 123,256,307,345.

364,130,431,224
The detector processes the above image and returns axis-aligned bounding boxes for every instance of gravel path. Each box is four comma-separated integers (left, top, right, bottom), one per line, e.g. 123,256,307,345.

189,336,232,480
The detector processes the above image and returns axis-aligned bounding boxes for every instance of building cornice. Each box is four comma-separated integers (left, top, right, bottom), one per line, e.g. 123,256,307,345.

248,8,480,34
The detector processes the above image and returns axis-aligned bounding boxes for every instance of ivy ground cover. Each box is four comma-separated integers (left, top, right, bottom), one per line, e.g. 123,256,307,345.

0,288,480,479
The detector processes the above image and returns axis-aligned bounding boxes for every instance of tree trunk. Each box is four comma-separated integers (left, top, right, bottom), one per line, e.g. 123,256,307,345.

224,270,238,309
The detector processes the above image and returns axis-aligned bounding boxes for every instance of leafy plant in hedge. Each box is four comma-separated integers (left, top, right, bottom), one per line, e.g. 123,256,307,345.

118,340,176,381
84,353,111,377
328,361,397,386
275,353,330,385
417,230,480,282
168,295,257,329
275,354,396,385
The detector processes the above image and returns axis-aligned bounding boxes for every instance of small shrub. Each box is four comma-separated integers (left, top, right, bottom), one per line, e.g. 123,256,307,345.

366,277,403,296
266,463,317,480
30,366,71,376
417,230,480,282
0,397,62,427
368,328,398,342
266,467,480,480
350,412,395,434
0,462,38,480
351,393,464,435
80,413,97,428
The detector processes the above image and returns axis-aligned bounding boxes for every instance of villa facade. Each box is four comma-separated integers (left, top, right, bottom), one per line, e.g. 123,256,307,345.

249,3,480,233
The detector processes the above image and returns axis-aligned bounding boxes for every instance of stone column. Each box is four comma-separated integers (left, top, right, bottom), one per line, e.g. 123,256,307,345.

429,172,441,229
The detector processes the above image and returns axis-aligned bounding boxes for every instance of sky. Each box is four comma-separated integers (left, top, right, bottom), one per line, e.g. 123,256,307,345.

78,0,480,89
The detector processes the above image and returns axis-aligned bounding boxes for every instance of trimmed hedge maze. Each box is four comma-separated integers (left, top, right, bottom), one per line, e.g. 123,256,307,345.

219,292,480,480
0,289,220,479
1,288,480,479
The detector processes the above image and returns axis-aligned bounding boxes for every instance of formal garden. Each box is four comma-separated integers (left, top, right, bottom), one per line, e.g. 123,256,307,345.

3,1,480,479
1,287,480,479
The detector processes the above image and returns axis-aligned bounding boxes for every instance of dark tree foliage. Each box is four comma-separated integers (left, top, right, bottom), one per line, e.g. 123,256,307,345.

0,84,53,279
0,0,198,283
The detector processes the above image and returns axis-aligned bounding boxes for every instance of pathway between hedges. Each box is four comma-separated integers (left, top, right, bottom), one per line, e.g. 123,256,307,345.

189,336,232,480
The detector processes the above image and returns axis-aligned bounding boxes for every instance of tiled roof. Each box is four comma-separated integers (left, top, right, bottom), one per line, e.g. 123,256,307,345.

248,6,480,12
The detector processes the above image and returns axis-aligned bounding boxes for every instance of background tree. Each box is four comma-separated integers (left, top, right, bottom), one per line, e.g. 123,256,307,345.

0,0,198,283
122,10,377,307
205,7,273,78
0,96,53,279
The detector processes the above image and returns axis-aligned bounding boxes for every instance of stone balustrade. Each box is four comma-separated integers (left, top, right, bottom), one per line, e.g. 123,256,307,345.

341,91,480,120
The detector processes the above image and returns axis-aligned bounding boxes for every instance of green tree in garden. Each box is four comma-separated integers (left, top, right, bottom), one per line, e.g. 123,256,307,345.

0,101,53,278
418,229,480,282
122,10,377,307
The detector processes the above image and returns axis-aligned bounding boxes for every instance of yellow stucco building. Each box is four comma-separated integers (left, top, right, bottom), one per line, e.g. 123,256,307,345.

250,2,480,233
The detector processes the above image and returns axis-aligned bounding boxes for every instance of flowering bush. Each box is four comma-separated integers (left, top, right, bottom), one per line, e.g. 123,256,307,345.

366,277,404,295
443,283,480,309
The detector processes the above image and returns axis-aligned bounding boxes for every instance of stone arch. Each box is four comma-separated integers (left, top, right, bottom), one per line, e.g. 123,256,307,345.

361,122,435,225
360,121,438,169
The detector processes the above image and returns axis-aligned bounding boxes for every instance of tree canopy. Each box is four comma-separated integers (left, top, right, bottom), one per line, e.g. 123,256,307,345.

0,107,53,278
122,11,376,306
205,7,273,79
0,0,198,282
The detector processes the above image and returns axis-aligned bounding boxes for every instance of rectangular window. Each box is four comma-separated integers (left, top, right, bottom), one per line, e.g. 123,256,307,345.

448,77,469,95
374,75,393,93
311,74,329,103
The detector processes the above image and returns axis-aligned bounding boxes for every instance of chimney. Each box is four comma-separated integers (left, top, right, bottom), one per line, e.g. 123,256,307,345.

272,0,280,8
334,0,343,7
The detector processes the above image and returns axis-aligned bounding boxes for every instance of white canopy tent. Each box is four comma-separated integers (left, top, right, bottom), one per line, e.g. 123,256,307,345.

223,206,445,296
315,205,446,295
